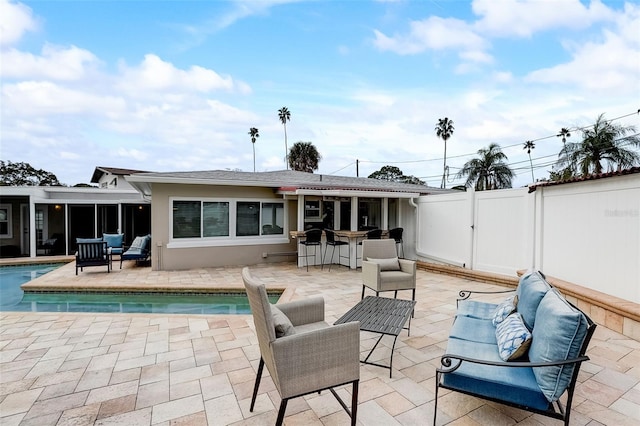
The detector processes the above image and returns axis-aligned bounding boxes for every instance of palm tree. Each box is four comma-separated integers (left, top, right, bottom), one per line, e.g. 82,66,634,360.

435,117,455,189
457,143,514,191
556,113,640,177
248,127,260,172
523,140,536,183
557,127,571,145
278,107,291,169
288,141,321,173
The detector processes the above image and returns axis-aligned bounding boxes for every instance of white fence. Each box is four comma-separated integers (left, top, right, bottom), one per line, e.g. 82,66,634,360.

416,173,640,304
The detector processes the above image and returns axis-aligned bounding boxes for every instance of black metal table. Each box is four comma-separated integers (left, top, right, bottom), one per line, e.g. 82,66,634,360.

335,296,416,377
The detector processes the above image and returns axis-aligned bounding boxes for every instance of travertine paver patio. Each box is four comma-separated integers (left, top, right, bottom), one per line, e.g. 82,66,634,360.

1,261,639,425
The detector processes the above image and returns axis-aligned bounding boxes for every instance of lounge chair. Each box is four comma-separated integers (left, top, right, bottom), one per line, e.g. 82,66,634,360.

242,267,360,425
75,238,110,275
120,235,151,268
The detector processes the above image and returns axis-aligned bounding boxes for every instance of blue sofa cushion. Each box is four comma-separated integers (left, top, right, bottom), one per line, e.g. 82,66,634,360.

495,312,532,361
492,295,518,326
456,300,499,320
516,271,551,330
76,238,102,244
129,236,147,250
442,337,549,411
103,233,123,247
529,288,589,402
449,316,497,345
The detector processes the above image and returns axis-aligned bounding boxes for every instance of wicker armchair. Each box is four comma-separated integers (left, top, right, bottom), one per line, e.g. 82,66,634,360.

242,267,360,425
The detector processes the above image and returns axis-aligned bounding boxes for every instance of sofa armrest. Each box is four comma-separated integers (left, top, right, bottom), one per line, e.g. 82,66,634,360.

277,297,325,326
437,352,590,374
398,259,416,275
362,261,381,287
457,288,515,302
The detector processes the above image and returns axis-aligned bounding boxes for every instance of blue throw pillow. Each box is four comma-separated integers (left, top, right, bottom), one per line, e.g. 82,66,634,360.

516,271,551,330
495,312,532,361
529,288,589,402
130,236,146,250
492,295,518,326
103,233,123,248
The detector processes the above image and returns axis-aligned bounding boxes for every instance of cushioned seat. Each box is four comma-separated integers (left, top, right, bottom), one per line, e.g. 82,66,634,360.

361,239,416,304
120,235,151,268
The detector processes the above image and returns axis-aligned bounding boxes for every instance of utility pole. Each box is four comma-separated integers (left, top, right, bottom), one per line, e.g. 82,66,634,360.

356,159,359,177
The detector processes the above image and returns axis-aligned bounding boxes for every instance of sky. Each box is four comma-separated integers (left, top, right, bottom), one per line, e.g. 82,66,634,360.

1,0,639,188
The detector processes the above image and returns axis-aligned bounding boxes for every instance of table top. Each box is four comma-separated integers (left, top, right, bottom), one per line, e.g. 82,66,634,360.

334,296,416,336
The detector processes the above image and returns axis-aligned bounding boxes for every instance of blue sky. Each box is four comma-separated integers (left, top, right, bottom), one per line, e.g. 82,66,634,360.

1,0,639,188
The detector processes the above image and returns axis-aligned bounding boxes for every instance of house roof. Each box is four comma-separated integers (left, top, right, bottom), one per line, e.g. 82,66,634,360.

91,166,152,183
126,169,449,197
528,167,640,193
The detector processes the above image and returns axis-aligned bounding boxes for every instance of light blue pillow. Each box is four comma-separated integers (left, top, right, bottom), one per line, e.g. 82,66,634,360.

103,233,123,248
76,238,102,244
492,295,518,327
495,312,532,361
516,271,551,330
130,236,146,250
529,288,589,402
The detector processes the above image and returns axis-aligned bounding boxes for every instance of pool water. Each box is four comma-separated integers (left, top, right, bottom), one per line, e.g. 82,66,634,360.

0,264,279,314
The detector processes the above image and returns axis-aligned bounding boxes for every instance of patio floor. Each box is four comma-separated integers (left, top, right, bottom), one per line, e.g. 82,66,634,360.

1,261,639,425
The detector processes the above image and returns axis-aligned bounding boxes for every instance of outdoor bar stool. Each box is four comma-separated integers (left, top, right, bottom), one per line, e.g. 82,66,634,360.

389,227,404,258
298,228,323,271
356,228,382,268
323,229,350,271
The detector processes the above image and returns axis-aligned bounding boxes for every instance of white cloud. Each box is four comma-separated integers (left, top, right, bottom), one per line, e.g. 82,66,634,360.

1,44,100,80
0,0,37,46
373,16,487,55
472,0,615,38
116,54,247,94
116,147,148,161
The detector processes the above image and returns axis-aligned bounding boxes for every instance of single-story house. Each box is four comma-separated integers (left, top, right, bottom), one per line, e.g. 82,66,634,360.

126,170,448,270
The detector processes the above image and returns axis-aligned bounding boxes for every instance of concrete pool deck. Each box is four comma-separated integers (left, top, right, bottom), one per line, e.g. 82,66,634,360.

1,261,639,425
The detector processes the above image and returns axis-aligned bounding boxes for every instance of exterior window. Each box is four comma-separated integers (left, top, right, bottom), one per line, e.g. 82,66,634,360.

203,202,229,237
237,202,260,236
173,201,201,238
262,203,284,235
358,198,382,230
0,205,10,237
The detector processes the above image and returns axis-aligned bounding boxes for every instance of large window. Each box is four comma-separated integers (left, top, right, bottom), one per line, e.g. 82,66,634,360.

0,205,10,237
172,199,284,240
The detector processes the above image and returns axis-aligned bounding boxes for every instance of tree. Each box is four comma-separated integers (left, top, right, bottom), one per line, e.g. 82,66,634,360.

0,161,63,186
248,127,260,172
368,165,425,185
555,113,640,177
278,107,291,169
288,141,321,173
557,127,571,145
523,140,536,183
435,117,454,189
457,143,514,191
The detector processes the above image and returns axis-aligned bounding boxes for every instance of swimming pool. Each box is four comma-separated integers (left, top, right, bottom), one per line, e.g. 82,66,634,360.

0,264,279,314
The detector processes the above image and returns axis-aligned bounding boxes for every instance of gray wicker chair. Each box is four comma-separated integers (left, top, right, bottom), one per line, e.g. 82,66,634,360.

242,267,360,426
361,239,416,304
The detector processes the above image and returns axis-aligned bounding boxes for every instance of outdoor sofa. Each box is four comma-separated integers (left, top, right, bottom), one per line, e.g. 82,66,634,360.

434,270,596,425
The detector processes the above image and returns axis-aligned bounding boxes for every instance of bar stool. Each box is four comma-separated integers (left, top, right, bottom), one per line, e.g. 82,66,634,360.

323,229,350,271
388,227,404,258
356,228,382,267
298,228,322,271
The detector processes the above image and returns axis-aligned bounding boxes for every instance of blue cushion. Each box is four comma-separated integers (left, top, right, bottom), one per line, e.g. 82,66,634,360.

529,288,589,402
449,316,496,345
456,300,498,320
442,337,549,411
129,236,147,250
495,313,532,361
492,295,518,326
103,233,124,248
516,271,551,329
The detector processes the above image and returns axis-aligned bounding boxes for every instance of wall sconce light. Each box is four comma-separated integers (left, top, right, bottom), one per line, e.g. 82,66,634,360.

54,205,62,211
138,205,144,210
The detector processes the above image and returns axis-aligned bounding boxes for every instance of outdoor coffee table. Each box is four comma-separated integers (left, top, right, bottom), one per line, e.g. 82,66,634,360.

334,295,416,377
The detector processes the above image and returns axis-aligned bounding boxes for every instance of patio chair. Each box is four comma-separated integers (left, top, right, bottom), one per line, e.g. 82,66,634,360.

242,267,360,426
323,229,349,270
356,228,383,267
361,239,416,307
388,227,404,258
75,239,110,275
120,234,151,268
298,228,322,271
103,233,124,267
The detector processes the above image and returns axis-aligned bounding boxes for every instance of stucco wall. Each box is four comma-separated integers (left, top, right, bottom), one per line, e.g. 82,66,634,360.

150,183,297,270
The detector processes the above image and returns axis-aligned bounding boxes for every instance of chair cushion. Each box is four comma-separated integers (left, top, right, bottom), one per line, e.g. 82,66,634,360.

495,313,532,361
271,305,295,338
130,236,147,250
492,295,518,326
449,315,497,345
367,257,400,271
76,238,102,244
456,300,499,320
103,233,123,248
516,271,551,330
529,288,589,402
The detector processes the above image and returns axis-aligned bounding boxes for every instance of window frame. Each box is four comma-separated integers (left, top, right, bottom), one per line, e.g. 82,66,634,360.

0,204,12,238
168,197,288,248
